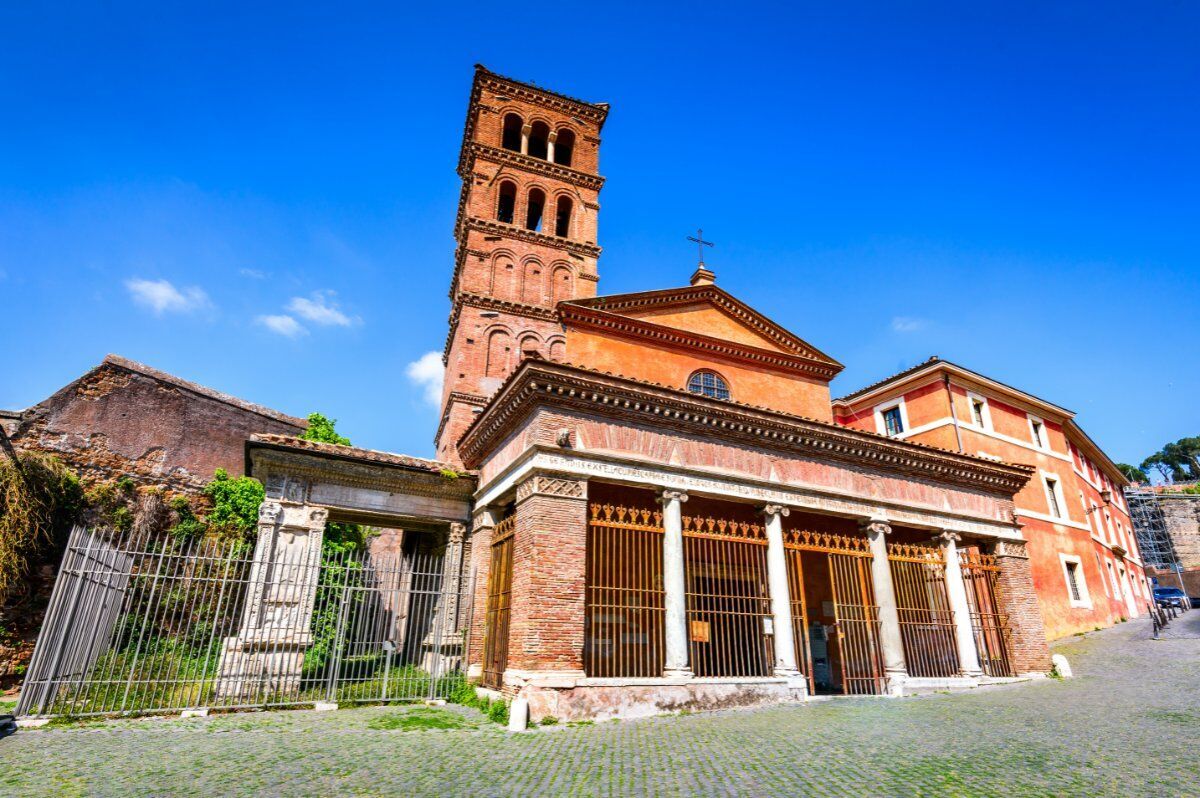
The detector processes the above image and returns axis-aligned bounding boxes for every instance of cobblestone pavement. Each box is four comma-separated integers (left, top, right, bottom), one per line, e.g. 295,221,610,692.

4,616,1198,797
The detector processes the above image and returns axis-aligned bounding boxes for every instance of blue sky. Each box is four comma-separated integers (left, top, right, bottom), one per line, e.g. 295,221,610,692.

2,2,1197,467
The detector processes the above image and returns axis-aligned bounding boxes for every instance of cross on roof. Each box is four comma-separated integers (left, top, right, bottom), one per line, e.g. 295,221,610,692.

687,228,714,268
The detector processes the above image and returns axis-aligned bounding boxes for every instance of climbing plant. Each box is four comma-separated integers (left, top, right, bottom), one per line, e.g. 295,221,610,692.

0,452,83,602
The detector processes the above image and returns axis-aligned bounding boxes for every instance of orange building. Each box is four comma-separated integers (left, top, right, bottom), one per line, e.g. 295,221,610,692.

833,359,1151,640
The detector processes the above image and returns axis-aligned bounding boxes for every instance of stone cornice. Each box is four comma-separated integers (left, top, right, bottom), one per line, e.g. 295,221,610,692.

433,391,490,449
442,293,563,362
458,361,1035,496
459,142,605,191
458,216,602,259
249,447,476,501
476,66,609,123
565,285,842,370
559,304,841,381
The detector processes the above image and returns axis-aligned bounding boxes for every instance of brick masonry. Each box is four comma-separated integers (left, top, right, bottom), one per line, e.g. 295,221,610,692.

6,354,304,494
505,475,588,673
993,541,1053,672
435,66,608,465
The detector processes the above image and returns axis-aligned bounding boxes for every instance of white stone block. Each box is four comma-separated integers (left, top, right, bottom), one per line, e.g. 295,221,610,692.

313,701,339,712
1051,654,1073,678
181,708,209,718
507,697,529,732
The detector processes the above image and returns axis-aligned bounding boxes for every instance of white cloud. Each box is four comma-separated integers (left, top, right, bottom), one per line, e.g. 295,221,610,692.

239,268,267,279
125,278,210,315
405,351,444,406
891,316,929,333
287,291,358,327
256,314,307,338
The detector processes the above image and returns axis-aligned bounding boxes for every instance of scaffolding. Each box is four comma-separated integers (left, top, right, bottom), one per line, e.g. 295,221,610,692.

1125,488,1178,570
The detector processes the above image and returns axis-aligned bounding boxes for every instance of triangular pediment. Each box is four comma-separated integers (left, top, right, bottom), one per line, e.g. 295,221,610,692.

562,285,842,371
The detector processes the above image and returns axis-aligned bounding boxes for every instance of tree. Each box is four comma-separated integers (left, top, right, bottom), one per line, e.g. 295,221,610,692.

1141,437,1200,484
301,413,351,446
1117,463,1148,484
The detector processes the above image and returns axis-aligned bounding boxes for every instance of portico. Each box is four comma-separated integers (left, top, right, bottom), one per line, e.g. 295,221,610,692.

458,359,1047,720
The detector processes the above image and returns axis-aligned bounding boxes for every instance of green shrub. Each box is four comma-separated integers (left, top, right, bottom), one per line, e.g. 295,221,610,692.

203,469,264,540
487,698,509,725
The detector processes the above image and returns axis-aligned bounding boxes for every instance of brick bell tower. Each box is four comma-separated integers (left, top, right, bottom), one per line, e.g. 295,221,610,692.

435,66,609,464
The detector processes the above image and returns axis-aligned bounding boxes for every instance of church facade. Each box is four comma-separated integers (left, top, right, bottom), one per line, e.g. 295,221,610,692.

245,66,1146,721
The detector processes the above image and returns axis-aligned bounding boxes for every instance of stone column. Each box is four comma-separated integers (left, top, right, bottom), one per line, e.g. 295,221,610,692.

861,519,908,694
546,130,557,163
520,123,531,155
216,499,328,698
507,474,588,676
660,489,692,678
762,504,802,681
440,522,467,644
936,531,983,677
992,539,1052,673
466,507,496,680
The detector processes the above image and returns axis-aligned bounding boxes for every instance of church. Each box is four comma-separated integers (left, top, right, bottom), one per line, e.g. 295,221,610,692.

243,66,1149,721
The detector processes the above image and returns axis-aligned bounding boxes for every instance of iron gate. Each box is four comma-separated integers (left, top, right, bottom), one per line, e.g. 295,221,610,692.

784,529,885,696
583,504,666,678
17,526,473,718
682,516,773,678
960,549,1013,677
888,542,960,678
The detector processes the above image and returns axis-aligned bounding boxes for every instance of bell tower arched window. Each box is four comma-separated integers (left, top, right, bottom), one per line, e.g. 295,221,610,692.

528,121,550,160
496,181,516,224
553,128,575,166
525,188,545,232
554,196,572,237
501,114,523,152
686,370,730,401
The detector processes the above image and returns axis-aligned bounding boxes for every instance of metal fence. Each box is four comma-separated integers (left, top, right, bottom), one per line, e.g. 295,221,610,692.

17,526,473,718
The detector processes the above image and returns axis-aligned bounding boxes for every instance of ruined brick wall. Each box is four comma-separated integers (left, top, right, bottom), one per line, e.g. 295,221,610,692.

9,356,304,494
1159,495,1200,570
2,356,304,685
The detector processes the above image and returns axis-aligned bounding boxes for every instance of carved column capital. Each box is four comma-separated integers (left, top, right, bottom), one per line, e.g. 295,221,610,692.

761,504,791,519
859,519,892,539
305,506,329,531
448,522,466,545
258,500,283,525
516,473,587,502
994,539,1029,559
934,530,962,546
659,489,689,505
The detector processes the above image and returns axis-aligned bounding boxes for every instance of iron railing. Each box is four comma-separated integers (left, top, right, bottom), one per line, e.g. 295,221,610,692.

18,526,473,718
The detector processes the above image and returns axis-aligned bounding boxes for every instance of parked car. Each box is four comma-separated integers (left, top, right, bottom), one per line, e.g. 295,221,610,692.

1153,587,1189,609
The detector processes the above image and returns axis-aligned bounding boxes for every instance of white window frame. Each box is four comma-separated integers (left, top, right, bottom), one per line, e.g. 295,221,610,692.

1042,472,1068,520
1027,414,1049,451
1059,554,1092,609
874,397,910,438
1094,551,1111,597
966,391,993,431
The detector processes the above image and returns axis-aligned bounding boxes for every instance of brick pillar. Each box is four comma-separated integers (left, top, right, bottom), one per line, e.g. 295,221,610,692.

466,506,496,680
508,474,588,674
993,539,1052,673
